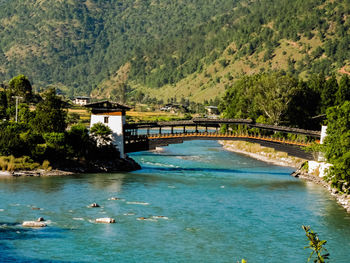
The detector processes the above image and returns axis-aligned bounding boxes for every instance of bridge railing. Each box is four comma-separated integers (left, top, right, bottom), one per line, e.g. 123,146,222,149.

144,131,317,146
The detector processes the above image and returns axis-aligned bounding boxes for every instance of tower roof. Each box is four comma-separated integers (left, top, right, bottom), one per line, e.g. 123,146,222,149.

85,100,131,114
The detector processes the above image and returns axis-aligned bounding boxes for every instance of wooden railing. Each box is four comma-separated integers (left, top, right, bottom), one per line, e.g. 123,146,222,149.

145,131,318,147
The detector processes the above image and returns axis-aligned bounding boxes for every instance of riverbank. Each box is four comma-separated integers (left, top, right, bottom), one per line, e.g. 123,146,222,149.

0,157,141,177
291,168,350,213
218,140,306,168
219,140,350,213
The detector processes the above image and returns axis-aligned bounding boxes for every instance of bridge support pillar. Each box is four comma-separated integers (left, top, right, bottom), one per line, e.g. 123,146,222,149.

159,127,162,134
195,125,198,133
147,128,150,135
171,126,174,134
183,126,186,133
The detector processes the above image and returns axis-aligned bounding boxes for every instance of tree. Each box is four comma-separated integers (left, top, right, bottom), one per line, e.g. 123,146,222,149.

336,75,350,105
286,81,321,129
254,72,299,125
8,75,33,102
90,122,113,146
0,91,8,119
320,75,338,113
0,122,29,157
66,124,91,159
30,88,67,133
324,101,350,191
42,132,66,160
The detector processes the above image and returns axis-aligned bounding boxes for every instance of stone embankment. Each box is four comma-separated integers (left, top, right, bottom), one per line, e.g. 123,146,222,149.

0,157,141,177
291,168,350,213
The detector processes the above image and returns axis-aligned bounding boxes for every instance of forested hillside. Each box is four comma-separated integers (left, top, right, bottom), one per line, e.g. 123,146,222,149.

0,0,238,96
0,0,349,102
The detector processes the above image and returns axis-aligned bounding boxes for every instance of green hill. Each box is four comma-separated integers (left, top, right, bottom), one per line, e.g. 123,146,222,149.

0,0,349,102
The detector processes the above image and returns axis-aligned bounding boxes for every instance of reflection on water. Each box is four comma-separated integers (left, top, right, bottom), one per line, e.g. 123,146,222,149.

0,140,349,262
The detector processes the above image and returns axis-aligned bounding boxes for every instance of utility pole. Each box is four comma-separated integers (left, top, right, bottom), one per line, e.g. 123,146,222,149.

12,96,23,122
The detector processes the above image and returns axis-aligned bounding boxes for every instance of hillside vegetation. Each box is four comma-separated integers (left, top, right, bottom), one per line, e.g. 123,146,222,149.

0,0,349,102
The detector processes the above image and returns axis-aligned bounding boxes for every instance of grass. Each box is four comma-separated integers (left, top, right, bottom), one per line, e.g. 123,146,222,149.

127,110,191,122
0,156,51,172
66,105,193,124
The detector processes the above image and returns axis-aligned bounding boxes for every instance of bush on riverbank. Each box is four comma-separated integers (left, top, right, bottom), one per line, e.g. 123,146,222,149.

0,156,51,172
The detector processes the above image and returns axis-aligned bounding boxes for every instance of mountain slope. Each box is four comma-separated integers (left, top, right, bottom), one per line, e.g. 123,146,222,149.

0,0,238,94
0,0,349,102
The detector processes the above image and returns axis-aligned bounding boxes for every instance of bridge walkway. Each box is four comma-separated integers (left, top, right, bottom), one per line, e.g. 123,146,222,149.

124,131,318,160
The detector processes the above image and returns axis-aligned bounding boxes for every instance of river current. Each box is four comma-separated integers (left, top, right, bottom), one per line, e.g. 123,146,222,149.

0,140,350,262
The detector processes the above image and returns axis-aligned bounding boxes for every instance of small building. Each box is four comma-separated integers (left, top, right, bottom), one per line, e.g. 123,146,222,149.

160,103,188,113
205,106,219,116
73,96,90,106
85,100,131,158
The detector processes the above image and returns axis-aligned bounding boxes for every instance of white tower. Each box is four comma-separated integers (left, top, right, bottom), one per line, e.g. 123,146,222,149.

85,101,131,158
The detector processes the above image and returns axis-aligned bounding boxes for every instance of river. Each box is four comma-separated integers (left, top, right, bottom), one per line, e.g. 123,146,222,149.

0,140,349,262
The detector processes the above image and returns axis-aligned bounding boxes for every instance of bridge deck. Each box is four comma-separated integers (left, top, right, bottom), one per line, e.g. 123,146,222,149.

146,132,312,147
124,131,317,160
125,118,321,137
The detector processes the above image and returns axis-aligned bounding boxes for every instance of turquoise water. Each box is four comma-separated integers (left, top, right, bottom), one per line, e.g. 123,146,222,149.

0,140,350,262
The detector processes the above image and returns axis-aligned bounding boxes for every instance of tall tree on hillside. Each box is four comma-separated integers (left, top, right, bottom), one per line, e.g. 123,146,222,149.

286,81,321,129
30,88,67,133
336,75,350,105
254,72,299,125
321,75,338,113
8,75,33,102
220,74,261,119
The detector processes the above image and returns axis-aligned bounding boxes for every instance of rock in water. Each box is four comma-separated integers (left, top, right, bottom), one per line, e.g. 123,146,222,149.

95,218,115,223
109,197,120,200
22,221,47,227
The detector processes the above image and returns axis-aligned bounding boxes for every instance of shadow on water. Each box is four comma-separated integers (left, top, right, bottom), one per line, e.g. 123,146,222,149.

126,166,301,190
133,152,191,157
0,224,83,263
0,222,73,241
140,165,292,176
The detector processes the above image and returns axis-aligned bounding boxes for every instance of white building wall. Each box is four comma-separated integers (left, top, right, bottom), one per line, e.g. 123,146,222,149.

90,114,125,158
320,125,327,144
318,125,327,161
308,125,332,178
308,161,332,178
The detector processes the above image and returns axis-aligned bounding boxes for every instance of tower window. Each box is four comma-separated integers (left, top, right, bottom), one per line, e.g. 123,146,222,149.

104,117,109,124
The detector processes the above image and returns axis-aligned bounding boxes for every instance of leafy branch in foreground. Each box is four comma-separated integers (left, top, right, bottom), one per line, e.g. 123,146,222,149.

302,225,329,263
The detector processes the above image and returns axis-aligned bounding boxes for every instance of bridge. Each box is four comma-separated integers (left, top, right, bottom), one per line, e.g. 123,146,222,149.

124,118,321,160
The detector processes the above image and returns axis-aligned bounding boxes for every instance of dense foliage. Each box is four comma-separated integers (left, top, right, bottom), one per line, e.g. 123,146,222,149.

220,72,350,129
324,101,350,192
0,75,120,170
0,0,349,98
